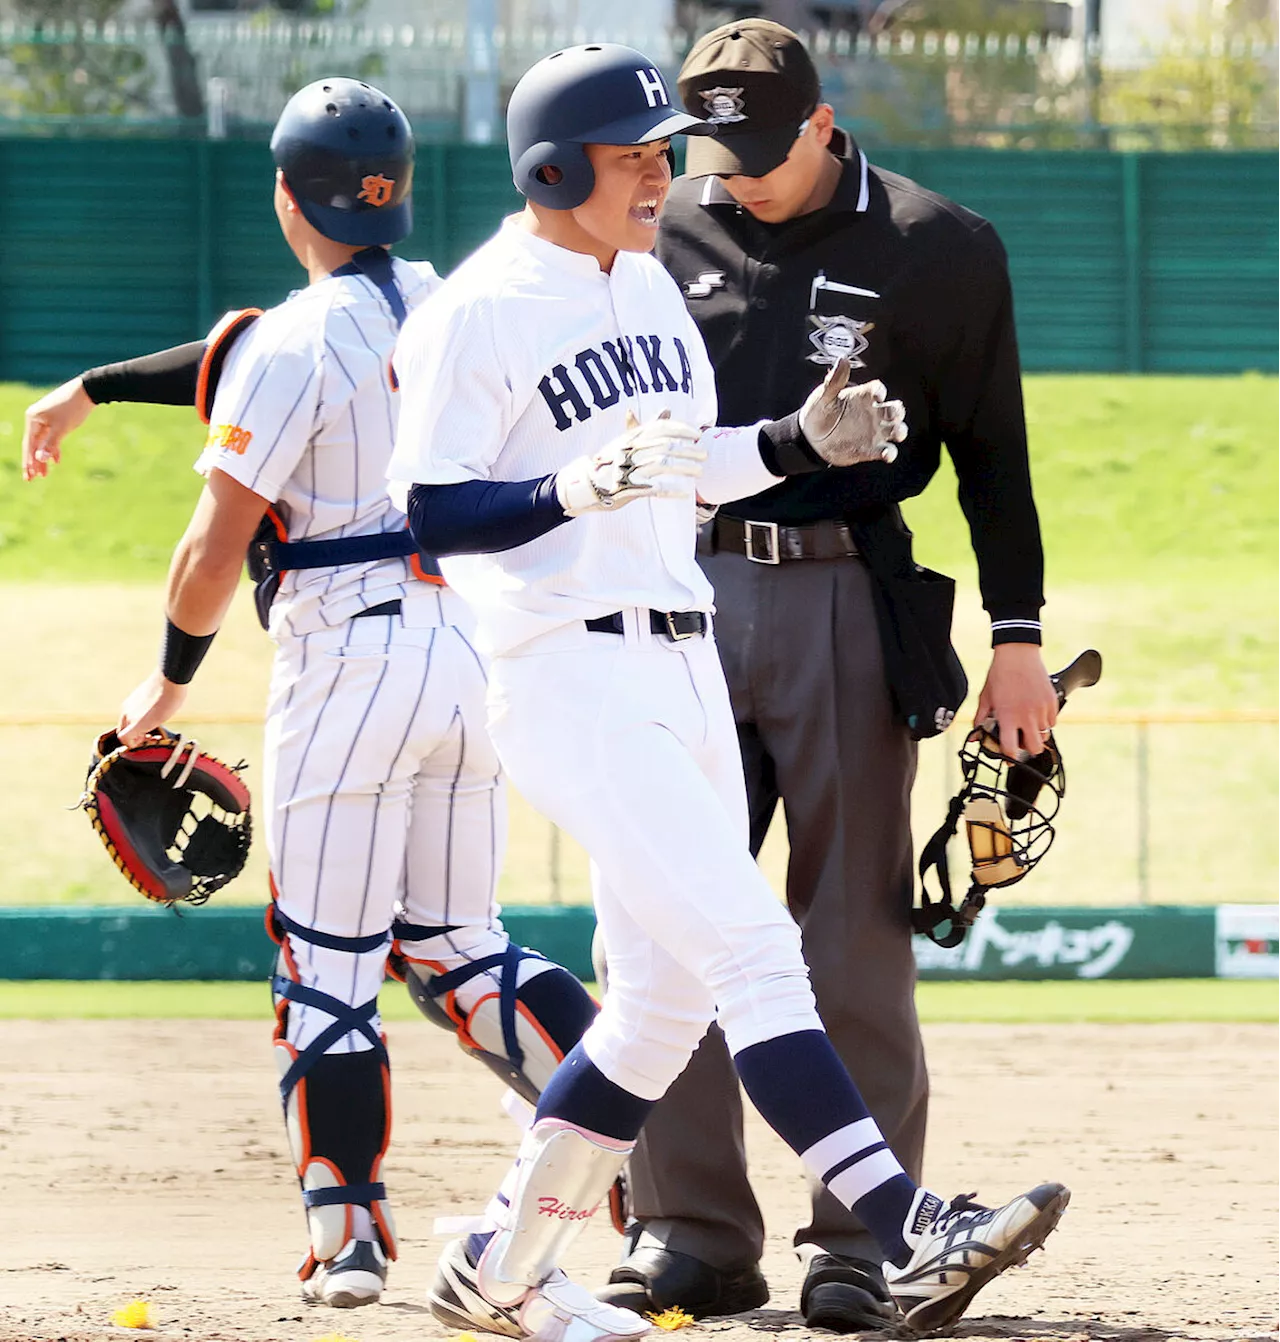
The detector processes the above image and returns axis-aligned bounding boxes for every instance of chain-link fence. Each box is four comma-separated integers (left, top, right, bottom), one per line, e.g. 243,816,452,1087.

2,16,1276,147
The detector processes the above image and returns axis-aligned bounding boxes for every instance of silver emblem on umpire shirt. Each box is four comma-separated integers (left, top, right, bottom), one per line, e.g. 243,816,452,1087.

684,272,725,299
807,314,874,367
699,87,747,124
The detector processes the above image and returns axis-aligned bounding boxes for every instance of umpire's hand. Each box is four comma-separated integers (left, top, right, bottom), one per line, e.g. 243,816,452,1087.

976,643,1059,760
799,358,907,466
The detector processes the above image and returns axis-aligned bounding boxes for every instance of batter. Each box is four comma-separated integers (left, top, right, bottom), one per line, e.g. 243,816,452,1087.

387,43,1069,1342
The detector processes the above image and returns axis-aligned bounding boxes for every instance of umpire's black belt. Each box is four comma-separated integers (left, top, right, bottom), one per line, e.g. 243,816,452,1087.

586,609,708,641
701,515,860,565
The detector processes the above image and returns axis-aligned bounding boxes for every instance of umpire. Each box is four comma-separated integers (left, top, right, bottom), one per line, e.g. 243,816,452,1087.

597,19,1058,1332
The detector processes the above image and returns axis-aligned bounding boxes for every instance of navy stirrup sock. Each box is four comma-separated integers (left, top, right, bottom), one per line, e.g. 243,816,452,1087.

535,1042,654,1141
735,1029,916,1263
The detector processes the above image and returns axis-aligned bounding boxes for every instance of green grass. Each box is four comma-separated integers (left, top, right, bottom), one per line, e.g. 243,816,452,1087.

0,978,1272,1022
900,373,1278,709
0,396,203,581
3,374,1276,586
2,374,1275,706
904,372,1278,582
0,374,1275,906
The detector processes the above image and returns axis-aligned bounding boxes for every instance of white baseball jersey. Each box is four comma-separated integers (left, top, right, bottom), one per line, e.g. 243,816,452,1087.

198,257,441,638
387,220,782,656
191,255,525,1051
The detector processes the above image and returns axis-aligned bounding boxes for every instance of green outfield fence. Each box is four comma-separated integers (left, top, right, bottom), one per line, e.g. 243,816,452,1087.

0,902,1274,982
2,708,1276,981
0,142,1274,384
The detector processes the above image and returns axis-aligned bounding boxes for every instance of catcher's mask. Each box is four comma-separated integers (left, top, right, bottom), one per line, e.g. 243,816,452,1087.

913,648,1102,949
914,728,1064,948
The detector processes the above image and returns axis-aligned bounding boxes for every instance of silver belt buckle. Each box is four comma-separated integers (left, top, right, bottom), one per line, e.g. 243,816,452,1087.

664,611,698,641
744,519,780,565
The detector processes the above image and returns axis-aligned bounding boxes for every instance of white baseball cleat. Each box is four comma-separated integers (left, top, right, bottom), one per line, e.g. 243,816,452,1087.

884,1183,1070,1334
429,1236,650,1340
301,1237,387,1308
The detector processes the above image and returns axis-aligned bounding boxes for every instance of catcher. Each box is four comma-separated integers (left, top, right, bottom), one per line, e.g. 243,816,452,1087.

23,79,599,1311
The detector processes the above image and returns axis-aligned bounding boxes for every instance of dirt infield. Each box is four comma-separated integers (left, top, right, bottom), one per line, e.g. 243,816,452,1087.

0,1018,1274,1342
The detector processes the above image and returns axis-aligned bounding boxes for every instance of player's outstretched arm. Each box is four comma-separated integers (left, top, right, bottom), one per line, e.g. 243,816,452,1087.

22,377,95,480
22,339,209,481
118,468,268,746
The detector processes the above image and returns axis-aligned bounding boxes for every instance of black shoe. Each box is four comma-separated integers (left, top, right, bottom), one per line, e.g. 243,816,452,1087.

594,1246,769,1319
801,1253,898,1333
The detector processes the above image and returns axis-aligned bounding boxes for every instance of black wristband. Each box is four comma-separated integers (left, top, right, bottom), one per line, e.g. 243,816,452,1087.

757,411,827,476
161,618,216,685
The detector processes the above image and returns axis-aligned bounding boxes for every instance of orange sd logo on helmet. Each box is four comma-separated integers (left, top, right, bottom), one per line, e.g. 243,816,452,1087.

357,173,395,207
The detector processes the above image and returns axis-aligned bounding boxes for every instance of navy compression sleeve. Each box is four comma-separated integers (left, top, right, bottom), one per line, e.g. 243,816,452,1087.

407,478,569,556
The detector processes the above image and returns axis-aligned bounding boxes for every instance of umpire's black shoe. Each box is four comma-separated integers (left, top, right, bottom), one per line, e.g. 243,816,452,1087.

801,1253,899,1333
594,1246,769,1319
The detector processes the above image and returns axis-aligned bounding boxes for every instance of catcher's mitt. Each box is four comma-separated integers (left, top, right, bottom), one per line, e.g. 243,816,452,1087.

79,727,252,905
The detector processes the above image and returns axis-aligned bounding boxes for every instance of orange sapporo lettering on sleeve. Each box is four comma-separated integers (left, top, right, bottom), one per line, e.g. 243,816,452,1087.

205,423,254,455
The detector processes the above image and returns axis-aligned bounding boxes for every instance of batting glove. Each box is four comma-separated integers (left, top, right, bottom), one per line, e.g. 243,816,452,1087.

556,409,706,517
799,358,908,467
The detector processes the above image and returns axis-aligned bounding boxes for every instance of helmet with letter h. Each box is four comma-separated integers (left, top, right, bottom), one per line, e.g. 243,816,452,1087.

507,43,711,210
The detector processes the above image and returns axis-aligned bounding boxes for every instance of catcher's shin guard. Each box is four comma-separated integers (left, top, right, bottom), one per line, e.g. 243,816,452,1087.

478,1118,633,1308
269,908,398,1276
391,922,597,1104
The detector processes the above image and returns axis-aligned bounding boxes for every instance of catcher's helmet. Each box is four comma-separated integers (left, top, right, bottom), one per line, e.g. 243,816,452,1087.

507,44,709,210
271,77,414,246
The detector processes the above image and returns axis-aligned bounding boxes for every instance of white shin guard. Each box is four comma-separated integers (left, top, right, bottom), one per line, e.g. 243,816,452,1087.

478,1118,633,1308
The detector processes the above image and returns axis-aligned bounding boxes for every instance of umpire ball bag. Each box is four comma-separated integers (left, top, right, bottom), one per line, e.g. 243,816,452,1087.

847,504,968,741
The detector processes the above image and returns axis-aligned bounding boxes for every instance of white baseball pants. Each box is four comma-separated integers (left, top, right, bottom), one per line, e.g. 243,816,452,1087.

485,613,825,1101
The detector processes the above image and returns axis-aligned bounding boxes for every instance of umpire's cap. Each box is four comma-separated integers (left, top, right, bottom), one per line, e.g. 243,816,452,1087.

271,77,414,246
507,44,710,211
677,20,820,178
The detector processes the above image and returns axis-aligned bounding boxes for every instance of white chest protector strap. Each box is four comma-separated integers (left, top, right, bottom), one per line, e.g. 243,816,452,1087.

477,1119,633,1308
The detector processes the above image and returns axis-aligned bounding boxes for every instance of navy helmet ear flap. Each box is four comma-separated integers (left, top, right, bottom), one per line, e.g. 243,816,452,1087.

513,139,595,210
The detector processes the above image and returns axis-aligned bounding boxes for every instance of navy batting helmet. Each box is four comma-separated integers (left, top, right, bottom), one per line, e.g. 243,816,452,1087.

507,44,709,210
271,77,414,246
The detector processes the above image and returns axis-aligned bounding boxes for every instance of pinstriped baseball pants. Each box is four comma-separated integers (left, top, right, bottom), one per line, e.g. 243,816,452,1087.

262,590,507,1053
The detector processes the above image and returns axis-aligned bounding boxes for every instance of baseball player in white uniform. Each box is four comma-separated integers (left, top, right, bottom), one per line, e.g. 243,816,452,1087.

21,78,599,1312
387,44,1069,1342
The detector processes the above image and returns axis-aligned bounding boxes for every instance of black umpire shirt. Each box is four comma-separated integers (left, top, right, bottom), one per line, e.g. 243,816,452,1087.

655,130,1045,640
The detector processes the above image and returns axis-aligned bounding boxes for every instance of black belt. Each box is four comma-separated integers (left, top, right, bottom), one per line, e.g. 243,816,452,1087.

352,599,403,620
585,609,707,641
703,515,859,565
